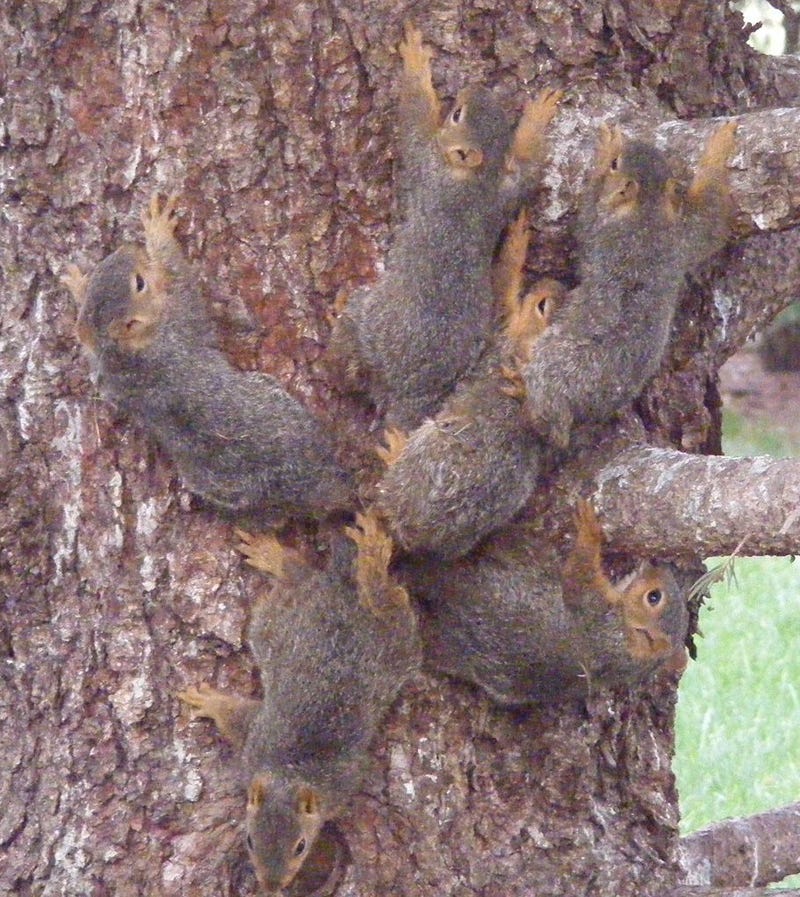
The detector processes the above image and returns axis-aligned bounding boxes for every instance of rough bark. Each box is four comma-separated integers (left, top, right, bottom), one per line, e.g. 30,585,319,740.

593,448,800,559
2,1,799,896
669,890,800,896
680,802,800,889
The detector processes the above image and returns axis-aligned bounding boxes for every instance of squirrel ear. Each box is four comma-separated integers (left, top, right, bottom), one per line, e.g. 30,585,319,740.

297,786,320,816
247,774,272,809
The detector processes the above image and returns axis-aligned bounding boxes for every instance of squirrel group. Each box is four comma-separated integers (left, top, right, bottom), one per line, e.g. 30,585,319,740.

66,21,737,896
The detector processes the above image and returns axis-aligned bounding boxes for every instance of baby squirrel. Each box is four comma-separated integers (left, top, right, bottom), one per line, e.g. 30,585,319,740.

375,212,564,559
520,122,737,449
400,500,688,705
178,512,420,894
63,194,354,521
327,22,561,430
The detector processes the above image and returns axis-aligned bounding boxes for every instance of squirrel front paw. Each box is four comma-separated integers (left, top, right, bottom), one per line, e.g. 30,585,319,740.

236,529,288,579
142,192,179,251
375,427,409,468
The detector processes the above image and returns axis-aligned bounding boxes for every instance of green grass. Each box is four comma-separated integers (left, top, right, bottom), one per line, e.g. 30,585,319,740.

720,407,799,459
674,409,800,886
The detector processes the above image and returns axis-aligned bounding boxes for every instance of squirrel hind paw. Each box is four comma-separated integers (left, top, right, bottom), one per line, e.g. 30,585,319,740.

235,528,287,579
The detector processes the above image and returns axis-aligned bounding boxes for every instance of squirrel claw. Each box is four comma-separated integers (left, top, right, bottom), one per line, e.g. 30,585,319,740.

142,192,180,243
235,529,286,578
510,88,564,165
701,120,738,170
399,21,432,73
176,683,216,717
346,511,408,615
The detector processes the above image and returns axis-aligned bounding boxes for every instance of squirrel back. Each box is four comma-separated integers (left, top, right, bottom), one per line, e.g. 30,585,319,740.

65,195,354,520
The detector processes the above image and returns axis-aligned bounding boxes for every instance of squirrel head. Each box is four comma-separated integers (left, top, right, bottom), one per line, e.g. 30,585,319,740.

505,278,565,364
618,563,688,667
437,87,511,179
73,245,165,355
245,773,325,894
592,126,678,222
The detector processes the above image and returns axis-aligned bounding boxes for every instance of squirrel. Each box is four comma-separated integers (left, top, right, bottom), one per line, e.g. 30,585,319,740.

374,210,565,559
177,511,420,894
62,194,354,522
327,22,562,430
399,499,688,706
520,121,737,449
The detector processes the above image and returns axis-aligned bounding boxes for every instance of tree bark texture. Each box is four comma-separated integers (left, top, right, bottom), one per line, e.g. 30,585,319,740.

669,890,800,897
2,2,799,896
680,802,800,889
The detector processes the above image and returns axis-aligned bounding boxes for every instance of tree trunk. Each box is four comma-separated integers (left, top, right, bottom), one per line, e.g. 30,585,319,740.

2,2,799,895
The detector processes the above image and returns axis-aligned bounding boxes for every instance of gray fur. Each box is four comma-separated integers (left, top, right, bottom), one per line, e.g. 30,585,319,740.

78,240,354,520
401,528,688,706
329,85,516,430
377,349,541,559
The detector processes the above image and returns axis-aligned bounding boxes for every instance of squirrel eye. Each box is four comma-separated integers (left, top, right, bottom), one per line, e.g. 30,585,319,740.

537,298,548,317
135,273,146,292
294,838,306,857
246,834,254,851
450,105,464,124
645,589,663,607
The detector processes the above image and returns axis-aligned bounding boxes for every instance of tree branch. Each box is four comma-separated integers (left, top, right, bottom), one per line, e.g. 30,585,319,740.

655,107,800,236
667,889,800,896
593,447,800,558
758,50,800,96
679,802,800,888
764,0,800,53
712,226,800,362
